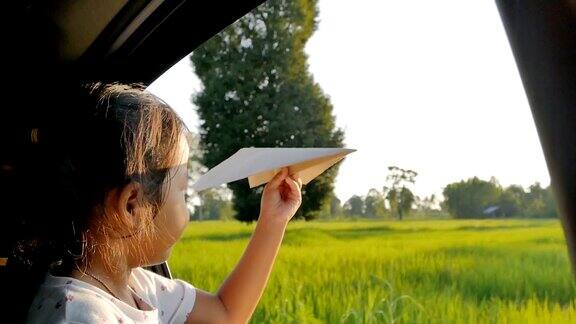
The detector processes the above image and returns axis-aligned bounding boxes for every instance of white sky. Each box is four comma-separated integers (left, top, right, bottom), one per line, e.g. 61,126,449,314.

148,0,550,203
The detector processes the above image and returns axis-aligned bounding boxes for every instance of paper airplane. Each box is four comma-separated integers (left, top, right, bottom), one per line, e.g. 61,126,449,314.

192,147,356,192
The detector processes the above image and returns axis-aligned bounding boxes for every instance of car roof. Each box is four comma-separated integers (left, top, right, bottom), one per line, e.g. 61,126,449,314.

9,0,266,84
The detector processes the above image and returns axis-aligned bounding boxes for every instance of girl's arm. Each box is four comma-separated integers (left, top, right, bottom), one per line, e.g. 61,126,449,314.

186,167,302,324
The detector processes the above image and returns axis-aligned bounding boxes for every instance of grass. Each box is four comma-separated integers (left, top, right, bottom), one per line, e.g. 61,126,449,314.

168,219,576,323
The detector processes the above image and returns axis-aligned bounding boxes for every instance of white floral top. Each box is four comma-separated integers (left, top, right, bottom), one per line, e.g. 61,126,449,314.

26,267,197,323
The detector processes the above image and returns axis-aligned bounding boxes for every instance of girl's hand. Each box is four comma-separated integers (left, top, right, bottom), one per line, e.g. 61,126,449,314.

259,167,302,226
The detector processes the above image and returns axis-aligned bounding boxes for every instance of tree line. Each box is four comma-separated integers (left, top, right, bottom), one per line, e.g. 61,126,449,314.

186,160,557,221
336,175,556,220
442,177,556,218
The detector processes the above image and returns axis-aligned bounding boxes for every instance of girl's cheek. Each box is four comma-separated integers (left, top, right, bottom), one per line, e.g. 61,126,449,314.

167,200,189,243
175,204,189,239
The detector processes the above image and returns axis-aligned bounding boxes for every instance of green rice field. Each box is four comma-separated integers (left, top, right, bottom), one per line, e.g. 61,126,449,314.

168,219,576,323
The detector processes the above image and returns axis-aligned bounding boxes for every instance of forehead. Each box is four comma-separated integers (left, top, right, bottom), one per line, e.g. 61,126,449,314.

178,133,190,163
171,133,190,179
176,133,190,165
163,134,189,187
163,132,189,173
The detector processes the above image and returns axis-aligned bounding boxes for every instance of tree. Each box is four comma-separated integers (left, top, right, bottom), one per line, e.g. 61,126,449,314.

344,195,365,217
191,0,344,222
415,194,438,212
541,185,558,218
442,177,502,218
441,178,558,219
385,166,417,220
184,132,235,220
316,192,341,219
192,188,232,220
398,187,415,219
329,193,343,218
364,188,386,218
185,132,206,218
497,185,525,217
525,182,557,218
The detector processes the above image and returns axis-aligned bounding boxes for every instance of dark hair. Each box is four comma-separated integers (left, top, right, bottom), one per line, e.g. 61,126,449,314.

1,82,186,317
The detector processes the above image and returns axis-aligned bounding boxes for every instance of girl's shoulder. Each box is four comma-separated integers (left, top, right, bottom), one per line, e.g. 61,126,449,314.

130,267,197,323
131,267,194,290
26,268,196,323
26,274,127,323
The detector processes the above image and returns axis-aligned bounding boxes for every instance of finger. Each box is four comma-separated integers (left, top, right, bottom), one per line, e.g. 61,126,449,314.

268,167,289,189
289,173,302,189
284,176,301,197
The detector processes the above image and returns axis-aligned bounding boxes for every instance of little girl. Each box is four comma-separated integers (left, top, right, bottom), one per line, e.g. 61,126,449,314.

23,82,303,323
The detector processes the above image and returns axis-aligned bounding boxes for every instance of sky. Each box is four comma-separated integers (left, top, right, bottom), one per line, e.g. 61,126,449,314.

148,0,550,204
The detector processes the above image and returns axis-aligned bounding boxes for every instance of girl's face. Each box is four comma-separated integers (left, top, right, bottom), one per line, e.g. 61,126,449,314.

138,133,190,266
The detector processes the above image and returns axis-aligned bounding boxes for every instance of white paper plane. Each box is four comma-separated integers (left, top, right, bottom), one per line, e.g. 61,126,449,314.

192,147,356,192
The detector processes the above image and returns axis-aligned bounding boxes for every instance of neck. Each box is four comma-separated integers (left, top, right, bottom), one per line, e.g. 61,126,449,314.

69,252,134,301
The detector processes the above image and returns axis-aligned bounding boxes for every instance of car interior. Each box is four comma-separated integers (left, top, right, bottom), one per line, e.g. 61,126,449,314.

1,0,574,321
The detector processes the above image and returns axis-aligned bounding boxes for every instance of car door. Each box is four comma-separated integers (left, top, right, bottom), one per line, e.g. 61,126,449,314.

495,0,576,271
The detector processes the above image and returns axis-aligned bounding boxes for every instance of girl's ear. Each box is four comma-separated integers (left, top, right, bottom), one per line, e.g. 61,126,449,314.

119,182,141,218
110,182,142,231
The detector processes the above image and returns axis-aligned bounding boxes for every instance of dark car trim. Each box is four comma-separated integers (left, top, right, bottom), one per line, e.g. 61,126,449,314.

496,0,576,271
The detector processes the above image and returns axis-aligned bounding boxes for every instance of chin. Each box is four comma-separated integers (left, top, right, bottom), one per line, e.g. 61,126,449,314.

157,248,173,264
140,248,173,267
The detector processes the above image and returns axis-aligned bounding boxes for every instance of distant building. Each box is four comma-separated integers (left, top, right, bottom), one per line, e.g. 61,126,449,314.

483,205,500,217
